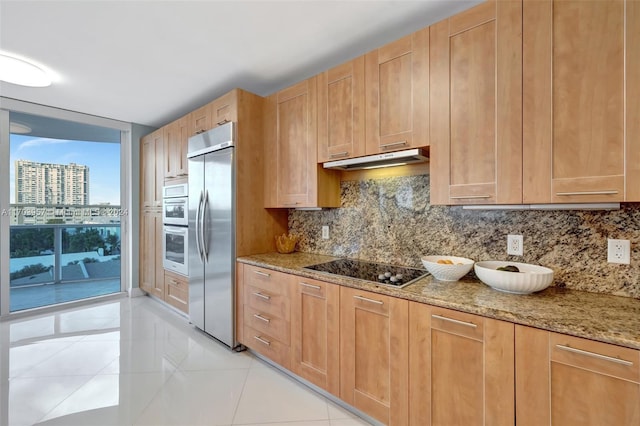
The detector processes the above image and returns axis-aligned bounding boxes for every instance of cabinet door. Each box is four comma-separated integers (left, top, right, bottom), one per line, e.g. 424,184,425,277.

365,28,429,155
430,0,522,205
163,116,189,179
140,210,163,298
340,286,408,425
209,90,238,128
318,56,366,163
141,129,163,208
516,325,640,425
523,0,640,203
290,276,340,397
264,78,340,208
190,104,211,136
410,304,514,426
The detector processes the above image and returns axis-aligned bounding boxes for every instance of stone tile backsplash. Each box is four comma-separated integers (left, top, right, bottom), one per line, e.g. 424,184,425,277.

289,174,640,298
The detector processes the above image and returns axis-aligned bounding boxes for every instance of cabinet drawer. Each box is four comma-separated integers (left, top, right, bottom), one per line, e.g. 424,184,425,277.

430,307,484,342
244,306,290,345
550,333,640,383
349,289,390,315
245,284,290,321
292,276,331,298
243,265,291,296
164,272,188,313
245,325,290,369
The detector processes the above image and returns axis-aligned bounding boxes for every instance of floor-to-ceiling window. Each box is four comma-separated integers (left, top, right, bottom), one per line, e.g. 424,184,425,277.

0,101,132,315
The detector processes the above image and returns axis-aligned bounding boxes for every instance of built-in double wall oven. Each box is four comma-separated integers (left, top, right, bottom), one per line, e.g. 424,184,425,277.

162,183,189,276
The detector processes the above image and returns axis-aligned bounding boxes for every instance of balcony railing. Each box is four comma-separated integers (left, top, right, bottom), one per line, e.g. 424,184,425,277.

10,223,121,287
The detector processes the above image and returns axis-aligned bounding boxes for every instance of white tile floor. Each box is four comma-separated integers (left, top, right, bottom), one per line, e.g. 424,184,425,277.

0,296,373,426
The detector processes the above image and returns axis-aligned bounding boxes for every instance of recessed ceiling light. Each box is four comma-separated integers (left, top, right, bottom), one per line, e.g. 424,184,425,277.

10,122,32,134
0,53,52,87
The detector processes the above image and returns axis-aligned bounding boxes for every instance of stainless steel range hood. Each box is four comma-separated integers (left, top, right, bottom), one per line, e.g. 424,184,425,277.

323,148,427,170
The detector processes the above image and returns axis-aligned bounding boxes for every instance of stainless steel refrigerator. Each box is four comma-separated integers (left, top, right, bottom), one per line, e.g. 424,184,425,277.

187,122,236,348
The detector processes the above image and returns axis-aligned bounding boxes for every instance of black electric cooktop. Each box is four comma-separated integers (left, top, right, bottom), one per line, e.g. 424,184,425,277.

303,258,428,288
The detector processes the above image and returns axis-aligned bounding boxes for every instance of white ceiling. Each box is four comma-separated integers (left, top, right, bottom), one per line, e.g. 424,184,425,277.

0,0,481,128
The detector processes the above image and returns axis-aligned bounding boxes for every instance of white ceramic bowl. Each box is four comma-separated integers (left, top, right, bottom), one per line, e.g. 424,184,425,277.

421,255,475,282
474,261,554,294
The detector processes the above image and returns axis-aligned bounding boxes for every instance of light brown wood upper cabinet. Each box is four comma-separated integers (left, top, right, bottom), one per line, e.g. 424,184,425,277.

290,276,340,397
317,56,366,163
365,28,429,155
409,303,515,426
516,325,640,425
430,0,523,205
523,0,640,203
141,129,164,208
163,115,189,180
264,77,340,208
190,90,240,136
340,286,409,425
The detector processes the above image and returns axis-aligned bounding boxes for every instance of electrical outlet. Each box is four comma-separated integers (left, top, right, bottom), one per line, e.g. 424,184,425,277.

322,225,329,240
507,234,523,256
607,239,630,264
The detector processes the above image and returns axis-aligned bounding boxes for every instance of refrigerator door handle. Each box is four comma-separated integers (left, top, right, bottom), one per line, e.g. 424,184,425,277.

202,190,210,263
195,190,204,263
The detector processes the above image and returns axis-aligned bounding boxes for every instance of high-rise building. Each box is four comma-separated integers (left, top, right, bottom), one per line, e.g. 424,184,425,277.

15,160,90,205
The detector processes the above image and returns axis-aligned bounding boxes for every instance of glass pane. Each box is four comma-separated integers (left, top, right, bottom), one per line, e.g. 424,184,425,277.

8,112,122,312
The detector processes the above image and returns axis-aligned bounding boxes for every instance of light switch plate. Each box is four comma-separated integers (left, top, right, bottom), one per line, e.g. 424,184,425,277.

322,225,329,239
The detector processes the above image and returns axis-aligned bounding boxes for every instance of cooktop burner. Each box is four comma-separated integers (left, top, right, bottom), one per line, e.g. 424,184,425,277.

303,258,428,288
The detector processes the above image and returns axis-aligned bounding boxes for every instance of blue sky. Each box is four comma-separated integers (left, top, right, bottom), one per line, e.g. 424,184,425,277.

10,135,121,205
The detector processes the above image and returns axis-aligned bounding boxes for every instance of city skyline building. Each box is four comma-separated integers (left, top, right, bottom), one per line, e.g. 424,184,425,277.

15,160,90,205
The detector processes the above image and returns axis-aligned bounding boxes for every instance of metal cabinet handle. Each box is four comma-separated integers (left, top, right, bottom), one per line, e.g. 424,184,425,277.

556,344,633,366
254,335,271,346
301,282,321,290
195,129,205,134
329,151,349,158
449,195,491,200
353,295,384,305
556,190,618,196
432,314,478,329
253,270,271,278
217,119,229,126
282,202,301,206
253,313,271,323
380,140,407,149
252,292,271,301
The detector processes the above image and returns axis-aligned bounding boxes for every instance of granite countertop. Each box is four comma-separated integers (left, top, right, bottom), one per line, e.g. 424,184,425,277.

237,252,640,351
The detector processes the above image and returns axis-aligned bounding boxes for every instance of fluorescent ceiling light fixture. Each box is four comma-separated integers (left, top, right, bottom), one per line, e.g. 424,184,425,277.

0,53,52,87
9,122,32,134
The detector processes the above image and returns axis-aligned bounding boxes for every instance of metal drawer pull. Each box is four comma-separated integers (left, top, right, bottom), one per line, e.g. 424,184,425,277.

254,335,271,346
252,292,271,301
432,314,477,329
353,295,384,305
329,151,349,158
217,119,229,126
253,313,271,323
380,140,407,149
301,282,321,290
556,344,633,366
556,190,618,196
253,270,271,277
282,202,301,206
449,195,491,199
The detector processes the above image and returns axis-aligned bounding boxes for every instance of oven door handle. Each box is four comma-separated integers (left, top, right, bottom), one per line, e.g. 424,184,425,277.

202,190,209,263
195,191,204,263
164,226,187,234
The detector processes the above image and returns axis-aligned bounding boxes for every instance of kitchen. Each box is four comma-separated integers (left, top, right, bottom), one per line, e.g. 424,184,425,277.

1,2,640,424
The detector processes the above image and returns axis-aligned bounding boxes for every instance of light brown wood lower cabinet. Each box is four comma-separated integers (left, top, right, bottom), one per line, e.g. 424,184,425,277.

409,302,515,426
240,264,292,370
290,276,340,397
139,210,163,299
516,325,640,426
340,286,409,425
163,270,188,314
